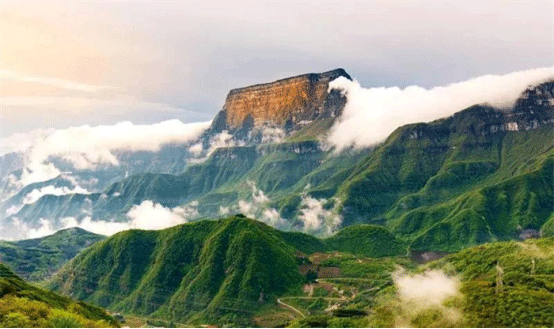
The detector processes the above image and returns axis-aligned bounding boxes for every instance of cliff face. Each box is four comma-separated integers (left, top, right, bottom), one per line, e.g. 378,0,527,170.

208,69,351,135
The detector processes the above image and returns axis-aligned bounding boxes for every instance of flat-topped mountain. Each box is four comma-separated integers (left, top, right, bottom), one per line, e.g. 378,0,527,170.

208,68,351,136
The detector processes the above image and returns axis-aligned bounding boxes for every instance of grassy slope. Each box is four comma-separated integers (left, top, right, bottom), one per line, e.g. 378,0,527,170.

49,216,405,326
0,227,105,281
50,216,305,325
334,106,553,250
0,263,119,327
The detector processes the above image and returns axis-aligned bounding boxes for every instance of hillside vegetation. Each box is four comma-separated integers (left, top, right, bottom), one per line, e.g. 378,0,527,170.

0,227,104,281
429,237,554,327
49,216,405,326
0,263,119,327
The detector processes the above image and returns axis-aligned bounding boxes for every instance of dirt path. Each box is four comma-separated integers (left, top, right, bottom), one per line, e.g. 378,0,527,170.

277,298,306,318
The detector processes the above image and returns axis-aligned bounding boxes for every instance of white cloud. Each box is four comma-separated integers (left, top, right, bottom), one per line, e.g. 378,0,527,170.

391,269,463,326
22,185,90,204
238,200,253,215
0,128,55,155
125,200,198,231
5,205,23,216
188,142,203,156
247,180,269,203
219,206,230,215
393,270,460,307
298,195,342,235
328,67,554,149
208,130,245,154
260,126,285,144
261,208,287,227
6,217,58,240
2,200,200,240
1,119,211,186
234,181,287,229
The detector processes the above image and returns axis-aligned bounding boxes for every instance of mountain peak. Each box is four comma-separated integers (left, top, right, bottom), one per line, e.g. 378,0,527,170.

208,69,351,137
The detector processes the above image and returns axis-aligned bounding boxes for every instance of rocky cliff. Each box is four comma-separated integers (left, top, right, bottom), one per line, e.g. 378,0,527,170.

207,69,351,137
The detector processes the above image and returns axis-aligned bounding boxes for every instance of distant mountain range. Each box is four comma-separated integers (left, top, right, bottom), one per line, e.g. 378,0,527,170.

1,70,552,253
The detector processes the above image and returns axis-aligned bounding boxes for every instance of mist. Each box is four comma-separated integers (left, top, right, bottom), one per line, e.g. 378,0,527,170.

391,269,463,327
328,66,554,149
3,199,200,240
1,119,211,187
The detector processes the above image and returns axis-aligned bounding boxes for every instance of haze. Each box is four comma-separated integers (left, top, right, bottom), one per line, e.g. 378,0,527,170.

1,0,552,137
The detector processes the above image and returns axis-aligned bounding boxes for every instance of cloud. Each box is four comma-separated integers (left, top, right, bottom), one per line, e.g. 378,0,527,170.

233,181,287,228
125,200,198,231
3,200,200,240
391,269,463,326
2,119,211,186
394,270,459,307
22,185,90,204
5,205,23,216
0,69,117,93
260,126,285,144
219,206,230,215
298,195,342,235
187,130,246,164
247,180,269,203
0,128,55,155
328,67,554,149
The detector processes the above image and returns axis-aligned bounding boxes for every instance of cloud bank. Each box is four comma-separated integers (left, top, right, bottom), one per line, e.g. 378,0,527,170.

4,200,199,240
1,119,211,186
328,66,554,149
22,185,90,205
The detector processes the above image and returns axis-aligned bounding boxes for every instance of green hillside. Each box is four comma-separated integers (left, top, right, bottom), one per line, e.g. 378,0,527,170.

325,225,407,257
50,216,305,326
289,237,554,328
0,263,119,327
336,107,554,251
0,227,104,281
428,237,554,327
8,82,553,254
49,216,405,326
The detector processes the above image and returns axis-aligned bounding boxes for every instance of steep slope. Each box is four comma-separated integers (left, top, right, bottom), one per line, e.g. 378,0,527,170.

205,68,350,140
0,263,118,327
0,227,104,281
49,216,405,325
50,216,305,325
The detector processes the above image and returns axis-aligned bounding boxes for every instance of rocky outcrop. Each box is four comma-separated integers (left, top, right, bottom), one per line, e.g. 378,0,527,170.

207,69,351,138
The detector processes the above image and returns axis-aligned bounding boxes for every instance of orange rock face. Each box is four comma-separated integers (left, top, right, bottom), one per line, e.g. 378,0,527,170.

222,69,351,129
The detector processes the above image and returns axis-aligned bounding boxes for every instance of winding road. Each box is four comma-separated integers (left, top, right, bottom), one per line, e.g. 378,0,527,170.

277,298,306,318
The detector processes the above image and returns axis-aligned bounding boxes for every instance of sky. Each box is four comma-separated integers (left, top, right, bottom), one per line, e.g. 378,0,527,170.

1,0,553,137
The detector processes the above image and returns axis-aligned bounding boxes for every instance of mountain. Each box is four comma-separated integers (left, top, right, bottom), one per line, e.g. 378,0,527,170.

0,263,119,327
2,70,553,253
204,68,350,141
49,215,405,326
0,227,104,281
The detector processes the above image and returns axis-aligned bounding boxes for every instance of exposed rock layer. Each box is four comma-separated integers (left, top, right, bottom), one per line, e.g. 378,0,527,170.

215,69,351,131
